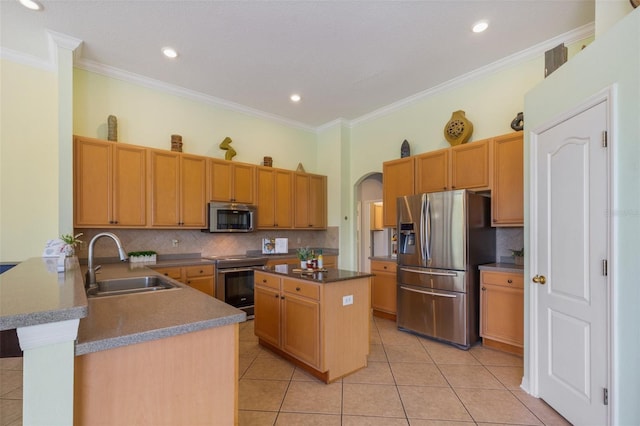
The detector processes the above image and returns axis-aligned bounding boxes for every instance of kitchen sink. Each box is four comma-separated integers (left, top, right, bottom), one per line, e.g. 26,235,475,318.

86,275,181,298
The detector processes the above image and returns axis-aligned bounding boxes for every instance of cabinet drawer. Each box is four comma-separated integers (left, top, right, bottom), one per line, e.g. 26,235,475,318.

282,279,320,301
255,271,280,290
371,260,397,274
154,267,182,280
185,264,214,278
481,271,523,289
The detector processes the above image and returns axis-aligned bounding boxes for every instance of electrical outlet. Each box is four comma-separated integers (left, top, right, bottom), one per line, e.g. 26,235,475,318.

297,237,301,244
172,239,179,247
342,295,353,306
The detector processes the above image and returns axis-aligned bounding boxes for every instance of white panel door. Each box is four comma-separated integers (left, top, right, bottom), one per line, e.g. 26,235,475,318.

533,99,609,425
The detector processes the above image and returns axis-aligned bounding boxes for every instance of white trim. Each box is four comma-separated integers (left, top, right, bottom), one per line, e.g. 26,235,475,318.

0,47,55,72
528,85,615,425
350,23,595,128
47,29,83,65
17,318,80,350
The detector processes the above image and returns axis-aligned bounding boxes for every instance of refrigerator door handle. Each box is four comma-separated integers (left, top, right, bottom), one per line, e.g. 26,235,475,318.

425,196,431,261
420,194,427,261
400,286,457,298
400,267,458,277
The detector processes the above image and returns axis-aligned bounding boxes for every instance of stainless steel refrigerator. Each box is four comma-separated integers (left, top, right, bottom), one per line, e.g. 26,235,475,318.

396,189,495,349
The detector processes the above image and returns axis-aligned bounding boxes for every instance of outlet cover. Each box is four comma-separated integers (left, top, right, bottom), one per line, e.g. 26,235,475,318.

342,295,353,306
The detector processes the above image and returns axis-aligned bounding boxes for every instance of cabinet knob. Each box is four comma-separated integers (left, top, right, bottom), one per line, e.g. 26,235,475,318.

383,266,387,270
274,294,279,298
164,273,169,276
481,287,486,291
296,287,301,291
200,270,203,274
262,279,267,283
281,296,285,300
507,279,513,284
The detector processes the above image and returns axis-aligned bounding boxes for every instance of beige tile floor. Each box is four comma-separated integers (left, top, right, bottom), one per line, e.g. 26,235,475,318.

238,317,571,426
0,317,570,426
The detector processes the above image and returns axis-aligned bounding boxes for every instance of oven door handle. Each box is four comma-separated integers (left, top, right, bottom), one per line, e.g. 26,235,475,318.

217,267,256,274
400,267,458,277
400,286,457,298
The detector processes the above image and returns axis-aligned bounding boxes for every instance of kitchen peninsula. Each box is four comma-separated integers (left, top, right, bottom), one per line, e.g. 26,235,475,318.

0,257,246,425
254,265,373,383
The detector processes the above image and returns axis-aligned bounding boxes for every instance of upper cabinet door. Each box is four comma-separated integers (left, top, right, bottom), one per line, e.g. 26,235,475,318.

209,159,255,204
492,133,523,226
74,136,146,227
74,137,112,227
294,172,326,229
257,167,293,229
180,154,207,228
450,139,491,190
149,149,181,226
382,157,414,227
112,144,147,226
415,148,449,194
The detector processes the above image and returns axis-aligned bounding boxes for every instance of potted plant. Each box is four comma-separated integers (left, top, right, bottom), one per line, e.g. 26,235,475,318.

60,233,83,257
296,247,311,269
510,248,524,265
128,251,157,264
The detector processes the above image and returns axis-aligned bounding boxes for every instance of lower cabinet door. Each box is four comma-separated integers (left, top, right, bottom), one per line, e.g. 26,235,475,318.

282,293,320,369
480,283,524,347
254,285,281,347
185,276,214,297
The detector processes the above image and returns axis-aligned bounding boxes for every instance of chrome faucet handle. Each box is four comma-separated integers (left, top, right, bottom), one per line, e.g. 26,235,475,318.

95,265,102,272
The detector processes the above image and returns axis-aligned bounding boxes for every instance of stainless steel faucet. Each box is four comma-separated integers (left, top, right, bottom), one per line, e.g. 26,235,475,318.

85,232,128,288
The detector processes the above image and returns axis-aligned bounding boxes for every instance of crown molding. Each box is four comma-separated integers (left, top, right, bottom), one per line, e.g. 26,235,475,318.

74,58,316,133
0,47,55,72
349,22,595,128
47,30,83,65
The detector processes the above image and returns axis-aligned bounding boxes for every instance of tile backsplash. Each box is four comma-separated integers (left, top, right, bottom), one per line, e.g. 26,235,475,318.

74,227,339,259
495,227,524,263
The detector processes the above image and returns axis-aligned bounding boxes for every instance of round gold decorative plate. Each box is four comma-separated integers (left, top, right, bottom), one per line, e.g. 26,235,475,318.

444,110,473,146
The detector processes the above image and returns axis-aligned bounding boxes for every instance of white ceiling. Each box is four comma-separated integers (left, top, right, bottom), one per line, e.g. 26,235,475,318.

0,0,595,129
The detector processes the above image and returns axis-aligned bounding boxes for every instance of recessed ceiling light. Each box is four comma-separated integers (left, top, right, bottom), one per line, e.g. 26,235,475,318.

162,47,178,59
290,94,301,102
472,21,489,33
19,0,43,11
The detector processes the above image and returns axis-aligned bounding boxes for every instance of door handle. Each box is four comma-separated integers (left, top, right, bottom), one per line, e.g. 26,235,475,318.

532,275,547,285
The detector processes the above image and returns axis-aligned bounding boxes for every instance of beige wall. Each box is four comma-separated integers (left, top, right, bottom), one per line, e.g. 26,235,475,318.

0,60,59,261
73,69,318,171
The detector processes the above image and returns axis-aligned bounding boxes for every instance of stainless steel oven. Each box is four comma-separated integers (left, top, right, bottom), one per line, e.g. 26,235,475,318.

212,256,268,319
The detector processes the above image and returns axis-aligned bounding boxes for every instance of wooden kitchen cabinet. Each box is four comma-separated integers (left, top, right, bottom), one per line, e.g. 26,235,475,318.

382,156,414,227
480,270,524,355
492,133,524,226
149,150,207,228
256,166,293,229
75,324,238,425
208,158,255,204
450,138,491,190
415,148,449,194
74,136,147,227
294,172,327,229
153,264,215,297
253,270,370,382
370,260,397,319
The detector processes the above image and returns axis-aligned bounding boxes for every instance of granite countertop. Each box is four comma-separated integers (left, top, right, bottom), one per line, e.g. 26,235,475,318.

0,257,88,331
256,264,373,284
478,263,525,273
75,262,245,355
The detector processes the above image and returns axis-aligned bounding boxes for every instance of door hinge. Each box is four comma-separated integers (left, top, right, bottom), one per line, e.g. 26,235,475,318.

602,259,608,276
604,388,609,405
602,131,608,148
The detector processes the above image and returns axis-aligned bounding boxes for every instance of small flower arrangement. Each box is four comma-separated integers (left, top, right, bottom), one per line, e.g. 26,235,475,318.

60,233,83,256
296,247,311,261
128,251,157,263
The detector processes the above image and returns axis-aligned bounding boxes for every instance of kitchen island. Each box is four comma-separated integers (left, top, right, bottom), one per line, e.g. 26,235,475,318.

0,257,245,425
253,264,373,383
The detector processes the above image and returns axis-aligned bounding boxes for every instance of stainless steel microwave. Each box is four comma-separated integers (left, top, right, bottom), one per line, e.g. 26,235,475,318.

208,202,256,233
